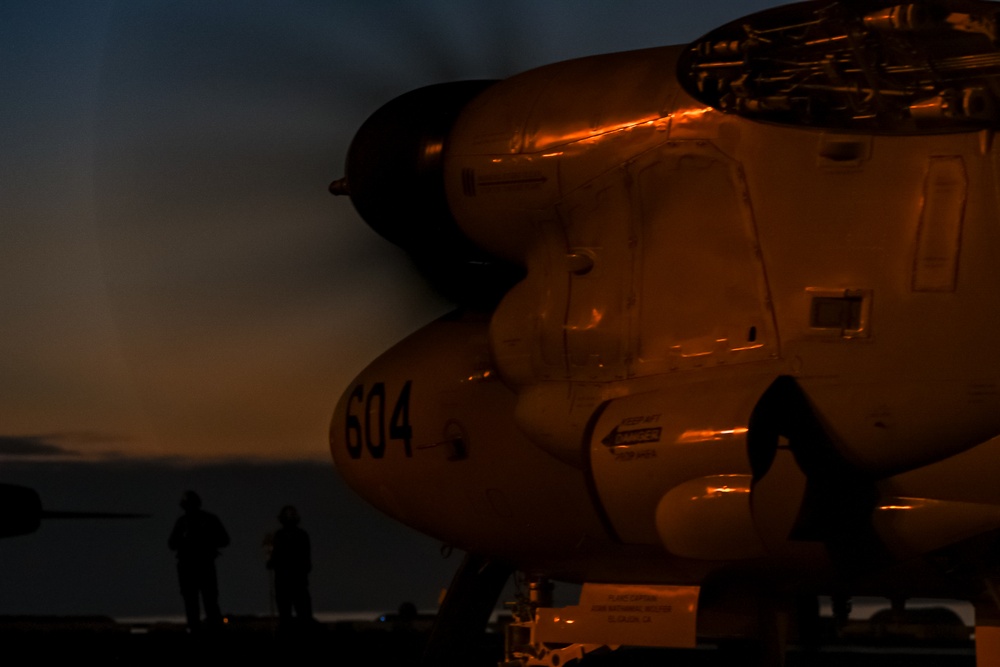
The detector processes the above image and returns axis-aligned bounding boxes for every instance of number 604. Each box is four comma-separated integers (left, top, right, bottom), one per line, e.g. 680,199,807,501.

344,381,413,459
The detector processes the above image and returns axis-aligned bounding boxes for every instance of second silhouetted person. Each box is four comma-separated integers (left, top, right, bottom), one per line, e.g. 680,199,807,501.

267,505,314,628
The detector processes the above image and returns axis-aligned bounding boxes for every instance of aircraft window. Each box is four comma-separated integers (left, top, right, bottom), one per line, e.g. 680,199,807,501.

810,296,862,331
807,288,872,339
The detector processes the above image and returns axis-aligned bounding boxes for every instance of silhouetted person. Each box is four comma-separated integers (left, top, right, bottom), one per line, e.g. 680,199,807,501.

168,490,229,632
266,505,314,628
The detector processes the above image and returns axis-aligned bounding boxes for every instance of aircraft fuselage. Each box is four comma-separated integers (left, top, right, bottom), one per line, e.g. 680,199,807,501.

332,2,1000,603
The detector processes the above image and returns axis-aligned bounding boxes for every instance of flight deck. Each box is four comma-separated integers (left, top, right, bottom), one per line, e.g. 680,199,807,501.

0,613,977,666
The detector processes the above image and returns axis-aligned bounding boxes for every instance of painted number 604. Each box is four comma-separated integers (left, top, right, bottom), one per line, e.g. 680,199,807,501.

344,381,412,459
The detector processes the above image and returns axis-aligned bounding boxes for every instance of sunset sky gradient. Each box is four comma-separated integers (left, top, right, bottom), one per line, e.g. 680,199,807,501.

1,0,782,617
2,0,779,462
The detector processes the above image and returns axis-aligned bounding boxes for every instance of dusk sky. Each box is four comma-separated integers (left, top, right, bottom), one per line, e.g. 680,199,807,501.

1,0,782,618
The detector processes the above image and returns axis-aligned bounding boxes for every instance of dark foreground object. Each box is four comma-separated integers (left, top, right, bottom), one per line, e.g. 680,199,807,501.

0,615,977,666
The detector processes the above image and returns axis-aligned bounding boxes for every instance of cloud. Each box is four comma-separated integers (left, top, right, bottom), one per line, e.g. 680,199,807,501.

0,432,132,457
0,435,77,457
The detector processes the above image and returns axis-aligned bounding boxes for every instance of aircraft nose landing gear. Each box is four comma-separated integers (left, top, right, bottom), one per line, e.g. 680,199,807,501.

503,577,612,667
502,578,700,667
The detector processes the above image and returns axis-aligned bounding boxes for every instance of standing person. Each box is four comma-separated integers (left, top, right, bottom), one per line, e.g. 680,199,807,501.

168,490,229,632
266,505,314,628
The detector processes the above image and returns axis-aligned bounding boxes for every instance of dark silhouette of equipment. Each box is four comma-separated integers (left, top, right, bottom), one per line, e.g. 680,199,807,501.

0,483,148,538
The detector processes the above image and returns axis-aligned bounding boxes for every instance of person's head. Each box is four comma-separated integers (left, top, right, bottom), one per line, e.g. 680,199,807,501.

278,505,300,527
180,490,202,512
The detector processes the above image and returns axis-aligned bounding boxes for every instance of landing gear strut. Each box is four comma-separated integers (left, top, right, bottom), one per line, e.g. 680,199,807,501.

419,553,512,667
